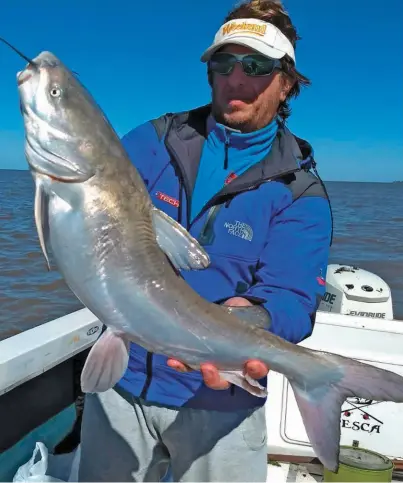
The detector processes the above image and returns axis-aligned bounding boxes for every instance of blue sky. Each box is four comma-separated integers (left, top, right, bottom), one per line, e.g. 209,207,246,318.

0,0,402,182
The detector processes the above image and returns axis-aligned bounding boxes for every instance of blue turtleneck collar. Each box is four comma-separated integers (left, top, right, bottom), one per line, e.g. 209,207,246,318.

206,114,279,169
190,114,279,221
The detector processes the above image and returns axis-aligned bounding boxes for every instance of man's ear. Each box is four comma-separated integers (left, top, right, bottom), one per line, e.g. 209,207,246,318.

280,74,295,102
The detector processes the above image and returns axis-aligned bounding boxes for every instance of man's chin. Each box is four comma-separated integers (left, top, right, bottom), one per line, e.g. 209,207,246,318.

212,103,252,130
222,109,250,128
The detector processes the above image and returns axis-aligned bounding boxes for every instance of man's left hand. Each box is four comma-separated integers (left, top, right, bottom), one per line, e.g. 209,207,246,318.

166,297,270,390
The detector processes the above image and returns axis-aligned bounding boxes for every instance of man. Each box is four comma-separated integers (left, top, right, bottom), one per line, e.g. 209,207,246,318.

77,0,332,481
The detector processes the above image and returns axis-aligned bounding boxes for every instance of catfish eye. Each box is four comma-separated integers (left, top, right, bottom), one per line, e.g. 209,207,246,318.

50,86,61,97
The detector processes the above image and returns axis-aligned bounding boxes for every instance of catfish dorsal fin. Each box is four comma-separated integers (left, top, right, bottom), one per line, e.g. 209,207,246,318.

152,207,210,271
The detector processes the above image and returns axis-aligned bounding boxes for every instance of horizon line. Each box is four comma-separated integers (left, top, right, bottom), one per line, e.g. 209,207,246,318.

0,167,400,183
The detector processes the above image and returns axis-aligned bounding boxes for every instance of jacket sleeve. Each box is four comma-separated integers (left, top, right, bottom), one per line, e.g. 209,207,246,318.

242,195,332,344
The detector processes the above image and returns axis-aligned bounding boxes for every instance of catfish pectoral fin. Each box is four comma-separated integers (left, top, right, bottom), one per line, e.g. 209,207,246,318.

33,174,51,270
152,207,210,271
81,327,130,393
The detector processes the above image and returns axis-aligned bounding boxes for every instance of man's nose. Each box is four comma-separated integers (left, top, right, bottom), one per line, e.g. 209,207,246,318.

226,62,247,86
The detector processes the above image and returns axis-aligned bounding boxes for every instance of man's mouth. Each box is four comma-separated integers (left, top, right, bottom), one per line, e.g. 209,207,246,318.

227,95,253,104
227,99,251,109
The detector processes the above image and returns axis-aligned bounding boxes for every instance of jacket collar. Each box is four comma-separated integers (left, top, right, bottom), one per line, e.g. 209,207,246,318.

164,104,315,196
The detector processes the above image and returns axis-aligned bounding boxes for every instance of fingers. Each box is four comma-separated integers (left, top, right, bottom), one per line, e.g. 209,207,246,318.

167,360,229,389
200,363,230,390
223,297,254,307
167,358,269,390
166,359,192,372
200,361,269,390
245,360,269,379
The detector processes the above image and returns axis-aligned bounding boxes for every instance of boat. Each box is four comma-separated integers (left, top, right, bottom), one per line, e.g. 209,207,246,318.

1,263,402,482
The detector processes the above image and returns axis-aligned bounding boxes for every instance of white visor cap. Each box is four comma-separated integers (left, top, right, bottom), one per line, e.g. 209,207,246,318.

201,18,296,65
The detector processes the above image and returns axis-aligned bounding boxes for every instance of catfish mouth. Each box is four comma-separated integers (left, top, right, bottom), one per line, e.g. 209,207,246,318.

22,103,94,184
17,66,35,87
17,69,77,183
25,137,92,183
18,59,96,185
25,140,66,182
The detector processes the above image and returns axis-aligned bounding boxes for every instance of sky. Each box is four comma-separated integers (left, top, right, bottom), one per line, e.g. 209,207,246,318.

0,0,402,182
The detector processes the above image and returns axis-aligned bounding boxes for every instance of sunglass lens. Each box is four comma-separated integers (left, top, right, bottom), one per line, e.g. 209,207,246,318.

209,53,278,76
243,55,276,75
209,53,235,75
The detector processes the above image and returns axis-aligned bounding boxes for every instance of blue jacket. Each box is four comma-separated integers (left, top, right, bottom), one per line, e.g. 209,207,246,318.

116,104,333,411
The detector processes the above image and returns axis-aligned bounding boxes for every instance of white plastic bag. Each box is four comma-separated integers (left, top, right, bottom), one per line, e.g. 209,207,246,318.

13,442,66,482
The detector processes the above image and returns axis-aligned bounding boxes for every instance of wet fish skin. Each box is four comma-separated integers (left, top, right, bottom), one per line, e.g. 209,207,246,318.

16,51,403,473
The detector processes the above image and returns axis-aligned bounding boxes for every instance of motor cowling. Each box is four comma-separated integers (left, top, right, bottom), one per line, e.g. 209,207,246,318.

318,264,394,320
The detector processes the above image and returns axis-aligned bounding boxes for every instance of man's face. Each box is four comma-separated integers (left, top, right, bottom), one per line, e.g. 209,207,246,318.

210,44,292,132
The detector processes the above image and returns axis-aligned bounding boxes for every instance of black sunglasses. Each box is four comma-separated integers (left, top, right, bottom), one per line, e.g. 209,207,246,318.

209,52,282,77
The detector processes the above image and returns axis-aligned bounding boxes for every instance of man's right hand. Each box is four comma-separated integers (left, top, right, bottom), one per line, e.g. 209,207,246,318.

166,296,269,389
167,359,269,391
167,360,232,390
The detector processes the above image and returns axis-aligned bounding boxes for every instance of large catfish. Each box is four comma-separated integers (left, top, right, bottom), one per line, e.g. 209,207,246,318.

14,49,403,472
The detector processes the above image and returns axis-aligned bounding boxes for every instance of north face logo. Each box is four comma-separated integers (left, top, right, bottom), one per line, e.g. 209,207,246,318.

224,221,253,241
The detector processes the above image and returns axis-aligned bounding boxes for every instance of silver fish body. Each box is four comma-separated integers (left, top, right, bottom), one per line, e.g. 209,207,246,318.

16,51,403,473
36,165,303,376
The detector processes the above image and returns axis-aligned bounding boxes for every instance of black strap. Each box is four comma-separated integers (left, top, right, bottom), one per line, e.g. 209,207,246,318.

293,136,334,246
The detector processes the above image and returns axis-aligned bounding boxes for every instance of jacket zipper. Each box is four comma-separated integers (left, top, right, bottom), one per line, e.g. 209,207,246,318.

139,352,153,400
223,130,230,170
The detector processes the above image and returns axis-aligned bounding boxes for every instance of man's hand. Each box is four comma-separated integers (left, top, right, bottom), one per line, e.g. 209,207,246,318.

166,297,270,390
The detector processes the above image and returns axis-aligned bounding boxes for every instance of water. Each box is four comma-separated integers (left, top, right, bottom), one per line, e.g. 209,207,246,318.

0,169,402,341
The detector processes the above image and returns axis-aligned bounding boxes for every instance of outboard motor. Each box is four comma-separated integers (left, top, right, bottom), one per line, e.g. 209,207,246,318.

319,264,394,320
